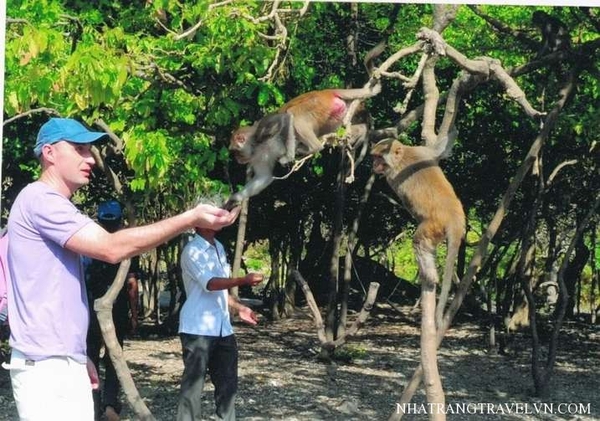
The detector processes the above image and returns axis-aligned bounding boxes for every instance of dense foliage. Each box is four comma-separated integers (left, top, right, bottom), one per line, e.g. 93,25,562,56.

2,2,599,328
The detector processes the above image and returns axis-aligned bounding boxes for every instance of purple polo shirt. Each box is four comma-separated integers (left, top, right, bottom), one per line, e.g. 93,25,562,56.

7,181,94,363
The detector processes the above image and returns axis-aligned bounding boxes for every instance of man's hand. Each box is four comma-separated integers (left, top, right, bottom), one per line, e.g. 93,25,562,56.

244,273,264,287
238,305,259,325
192,204,241,231
87,357,99,390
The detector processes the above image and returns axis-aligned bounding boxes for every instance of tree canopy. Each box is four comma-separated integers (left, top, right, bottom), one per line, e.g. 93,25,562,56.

3,1,598,305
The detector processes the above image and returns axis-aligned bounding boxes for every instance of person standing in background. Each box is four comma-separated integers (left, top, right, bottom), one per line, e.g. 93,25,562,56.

177,218,263,421
86,200,140,421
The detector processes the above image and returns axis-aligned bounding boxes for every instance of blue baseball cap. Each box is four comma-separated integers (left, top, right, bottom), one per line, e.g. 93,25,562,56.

34,118,108,156
98,200,122,222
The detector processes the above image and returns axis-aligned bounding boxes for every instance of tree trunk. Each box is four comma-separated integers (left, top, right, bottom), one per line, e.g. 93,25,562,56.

421,277,445,421
483,246,507,352
339,174,376,339
591,226,597,324
497,245,520,350
516,172,548,396
95,260,155,421
562,232,590,318
535,195,600,395
142,248,159,321
230,198,249,299
326,150,346,343
267,239,282,320
303,212,330,300
89,123,156,418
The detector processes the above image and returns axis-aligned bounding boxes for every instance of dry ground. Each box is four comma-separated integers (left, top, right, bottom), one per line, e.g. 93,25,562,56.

1,304,599,420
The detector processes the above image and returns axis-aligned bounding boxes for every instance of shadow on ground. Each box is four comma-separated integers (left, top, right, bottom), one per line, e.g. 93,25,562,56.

1,304,598,420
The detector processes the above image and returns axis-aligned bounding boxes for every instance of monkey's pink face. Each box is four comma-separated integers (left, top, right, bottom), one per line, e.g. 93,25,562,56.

229,128,254,164
371,154,388,175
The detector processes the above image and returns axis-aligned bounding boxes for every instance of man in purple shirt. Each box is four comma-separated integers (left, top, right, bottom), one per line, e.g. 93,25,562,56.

4,118,240,420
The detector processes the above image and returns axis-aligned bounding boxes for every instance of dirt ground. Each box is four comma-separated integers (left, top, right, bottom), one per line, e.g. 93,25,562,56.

1,303,599,420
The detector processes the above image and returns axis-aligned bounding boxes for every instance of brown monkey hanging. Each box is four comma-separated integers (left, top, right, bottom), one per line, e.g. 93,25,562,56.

371,136,465,325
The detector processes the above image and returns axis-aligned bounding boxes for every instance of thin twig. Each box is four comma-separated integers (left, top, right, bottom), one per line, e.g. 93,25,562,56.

3,108,60,125
273,154,314,180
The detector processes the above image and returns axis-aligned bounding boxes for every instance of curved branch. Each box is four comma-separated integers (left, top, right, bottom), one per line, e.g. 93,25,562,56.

421,56,440,147
467,5,539,51
3,108,60,125
90,122,149,418
291,270,327,344
174,0,234,41
322,282,380,349
293,269,380,351
6,18,31,26
546,159,578,188
94,119,125,155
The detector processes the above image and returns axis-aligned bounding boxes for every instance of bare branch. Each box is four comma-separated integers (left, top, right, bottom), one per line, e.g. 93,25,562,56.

421,56,440,147
291,270,327,344
377,42,424,75
94,119,125,155
546,159,578,188
174,0,234,40
259,12,288,82
488,59,545,118
392,53,428,115
322,282,380,349
136,62,194,93
433,3,459,33
416,28,545,118
296,1,310,17
293,270,380,350
344,148,356,184
6,18,31,25
90,146,124,196
467,5,538,51
3,108,60,126
155,17,177,36
272,154,313,180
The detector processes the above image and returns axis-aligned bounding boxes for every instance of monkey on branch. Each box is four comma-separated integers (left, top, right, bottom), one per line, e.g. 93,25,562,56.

531,10,571,58
224,42,385,210
224,81,381,210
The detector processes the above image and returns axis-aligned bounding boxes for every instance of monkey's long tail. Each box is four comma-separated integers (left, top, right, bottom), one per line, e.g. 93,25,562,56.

435,228,464,328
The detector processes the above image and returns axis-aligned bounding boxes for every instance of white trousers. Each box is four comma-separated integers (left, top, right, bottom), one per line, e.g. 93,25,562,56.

4,349,94,421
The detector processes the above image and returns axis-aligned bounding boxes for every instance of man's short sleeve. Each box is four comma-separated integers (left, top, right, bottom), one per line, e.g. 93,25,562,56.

30,187,93,246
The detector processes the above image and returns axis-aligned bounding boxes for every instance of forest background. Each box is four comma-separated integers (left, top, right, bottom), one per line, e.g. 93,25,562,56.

0,1,599,420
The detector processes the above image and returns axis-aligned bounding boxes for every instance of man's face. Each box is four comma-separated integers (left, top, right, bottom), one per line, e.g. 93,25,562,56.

45,141,96,190
197,227,218,240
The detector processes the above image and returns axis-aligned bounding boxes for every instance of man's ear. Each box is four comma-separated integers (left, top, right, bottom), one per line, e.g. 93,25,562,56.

41,144,55,162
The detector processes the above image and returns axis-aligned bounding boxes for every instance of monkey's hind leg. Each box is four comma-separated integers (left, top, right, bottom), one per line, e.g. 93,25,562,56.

435,236,462,328
279,112,296,165
414,232,447,410
294,116,326,157
414,237,439,290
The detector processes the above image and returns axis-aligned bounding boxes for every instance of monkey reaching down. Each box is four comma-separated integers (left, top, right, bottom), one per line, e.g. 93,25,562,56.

371,137,465,326
226,112,295,208
225,84,380,209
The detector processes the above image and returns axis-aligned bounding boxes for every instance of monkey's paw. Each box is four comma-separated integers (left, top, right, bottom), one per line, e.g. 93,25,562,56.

278,155,295,166
222,197,241,211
